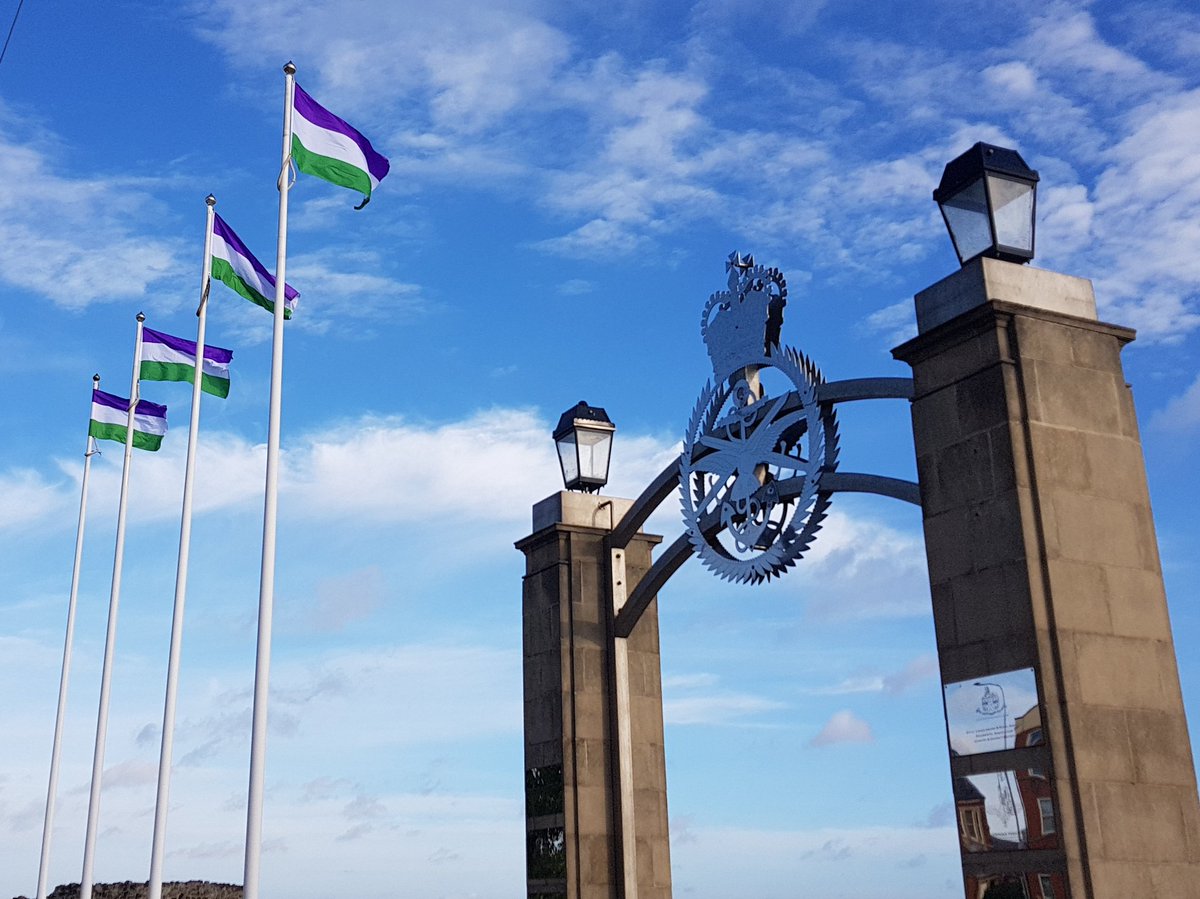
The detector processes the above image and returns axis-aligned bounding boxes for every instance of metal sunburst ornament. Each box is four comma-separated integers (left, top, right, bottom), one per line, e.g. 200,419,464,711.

680,253,840,584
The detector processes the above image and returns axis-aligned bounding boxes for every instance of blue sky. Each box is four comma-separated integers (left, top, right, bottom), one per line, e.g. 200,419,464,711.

1,1,1199,897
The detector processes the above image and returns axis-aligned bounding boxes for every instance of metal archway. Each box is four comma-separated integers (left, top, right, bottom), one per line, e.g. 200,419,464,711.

608,375,920,637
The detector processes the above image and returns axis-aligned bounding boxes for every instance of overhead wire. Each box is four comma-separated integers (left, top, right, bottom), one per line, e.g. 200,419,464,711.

0,0,26,68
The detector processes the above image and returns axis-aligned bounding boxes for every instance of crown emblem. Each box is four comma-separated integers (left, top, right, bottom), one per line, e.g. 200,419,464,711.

701,252,787,381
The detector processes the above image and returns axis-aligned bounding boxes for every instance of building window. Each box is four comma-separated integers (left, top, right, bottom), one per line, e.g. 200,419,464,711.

1027,728,1047,779
961,807,982,841
1038,797,1056,835
1038,873,1055,898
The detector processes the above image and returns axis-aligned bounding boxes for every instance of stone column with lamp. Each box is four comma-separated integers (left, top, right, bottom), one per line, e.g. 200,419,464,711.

895,143,1200,898
516,403,672,899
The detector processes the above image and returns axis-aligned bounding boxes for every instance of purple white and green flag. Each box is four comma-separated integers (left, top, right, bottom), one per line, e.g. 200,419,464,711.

211,213,299,318
89,389,168,452
140,327,234,399
292,83,390,208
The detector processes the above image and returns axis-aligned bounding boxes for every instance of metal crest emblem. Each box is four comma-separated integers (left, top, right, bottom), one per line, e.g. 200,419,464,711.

680,253,840,584
977,687,1003,716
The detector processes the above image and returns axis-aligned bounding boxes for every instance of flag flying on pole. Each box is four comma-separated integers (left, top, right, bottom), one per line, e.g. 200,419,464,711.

292,83,390,207
140,327,234,398
89,389,168,451
211,213,300,318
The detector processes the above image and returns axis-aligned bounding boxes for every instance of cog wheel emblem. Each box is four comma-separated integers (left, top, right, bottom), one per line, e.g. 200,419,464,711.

680,345,839,585
681,252,840,584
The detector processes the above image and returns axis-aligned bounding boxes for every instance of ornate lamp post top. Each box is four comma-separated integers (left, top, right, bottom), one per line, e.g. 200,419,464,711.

553,400,615,493
934,142,1040,267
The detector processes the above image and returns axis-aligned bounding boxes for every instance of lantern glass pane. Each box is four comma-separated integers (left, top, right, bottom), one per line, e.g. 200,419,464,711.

557,434,579,486
577,428,612,483
941,177,992,263
987,174,1035,253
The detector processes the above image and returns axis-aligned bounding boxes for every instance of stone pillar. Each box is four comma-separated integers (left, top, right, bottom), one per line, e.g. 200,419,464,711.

516,492,672,899
894,257,1200,898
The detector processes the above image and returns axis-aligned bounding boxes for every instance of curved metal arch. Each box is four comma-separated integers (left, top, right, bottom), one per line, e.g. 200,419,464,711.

608,459,680,551
614,533,693,638
614,470,921,637
608,376,916,549
816,377,914,404
819,471,921,506
608,374,921,635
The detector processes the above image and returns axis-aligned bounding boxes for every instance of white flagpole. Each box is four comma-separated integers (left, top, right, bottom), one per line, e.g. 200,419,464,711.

147,195,216,899
36,375,101,899
81,313,146,899
243,61,295,899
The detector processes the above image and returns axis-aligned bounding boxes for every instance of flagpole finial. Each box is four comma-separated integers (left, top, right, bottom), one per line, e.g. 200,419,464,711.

136,312,146,323
93,373,100,386
205,194,216,207
283,61,296,75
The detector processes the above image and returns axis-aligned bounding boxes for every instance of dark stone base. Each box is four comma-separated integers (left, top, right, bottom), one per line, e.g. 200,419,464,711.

14,882,242,899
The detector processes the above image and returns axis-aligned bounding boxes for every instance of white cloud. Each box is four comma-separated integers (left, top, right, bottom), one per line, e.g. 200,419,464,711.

1036,183,1095,263
662,668,789,726
538,61,723,239
862,299,917,347
670,821,958,898
0,634,60,671
187,1,1200,342
300,777,355,802
808,709,873,747
200,644,520,757
664,692,787,726
812,22,1200,339
1086,88,1200,340
0,468,74,533
287,408,560,524
0,112,183,309
0,633,524,888
556,278,594,296
811,675,885,696
303,566,387,633
97,759,159,792
1020,9,1173,92
816,652,936,696
662,672,719,690
1112,4,1200,68
4,407,681,542
168,841,242,861
287,254,425,326
534,218,642,258
79,429,266,525
809,654,937,696
194,1,568,132
1149,372,1200,433
209,15,838,268
795,509,930,620
922,801,955,828
385,131,529,184
210,250,426,346
882,654,938,695
424,17,571,134
983,61,1038,98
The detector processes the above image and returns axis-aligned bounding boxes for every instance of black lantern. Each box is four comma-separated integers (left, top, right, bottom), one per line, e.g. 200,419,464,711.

553,401,615,493
934,142,1040,266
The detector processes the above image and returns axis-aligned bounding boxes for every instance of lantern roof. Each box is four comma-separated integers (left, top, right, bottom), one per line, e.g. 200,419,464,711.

554,401,614,440
933,142,1039,203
